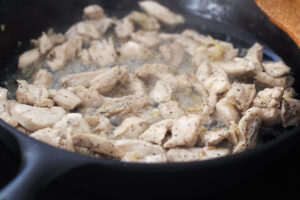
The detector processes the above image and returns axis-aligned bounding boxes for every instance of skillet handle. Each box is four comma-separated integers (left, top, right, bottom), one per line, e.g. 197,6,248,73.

0,137,85,200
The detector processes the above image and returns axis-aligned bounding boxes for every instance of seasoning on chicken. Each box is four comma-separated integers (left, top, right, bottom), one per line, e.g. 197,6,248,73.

49,89,82,110
158,101,184,119
30,128,61,147
263,61,291,78
33,69,53,88
253,87,284,108
281,99,300,127
159,42,185,66
0,88,18,127
215,98,240,127
70,86,104,108
115,18,134,40
135,63,175,79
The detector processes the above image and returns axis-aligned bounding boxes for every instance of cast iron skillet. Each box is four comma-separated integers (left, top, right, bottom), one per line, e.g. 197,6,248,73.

0,0,300,199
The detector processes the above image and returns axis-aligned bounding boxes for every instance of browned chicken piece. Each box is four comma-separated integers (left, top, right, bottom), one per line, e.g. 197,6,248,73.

233,107,262,153
30,128,61,147
70,86,104,108
254,71,292,87
77,49,91,63
159,42,185,66
139,119,173,145
16,80,54,108
46,37,82,71
0,88,18,127
253,87,284,108
76,22,100,40
149,80,175,103
128,74,147,96
281,99,300,127
167,147,230,162
33,69,53,88
164,114,202,148
215,98,240,127
88,38,117,67
60,68,109,87
139,1,185,25
196,62,213,83
10,103,66,132
18,48,40,68
204,69,231,94
135,63,175,79
93,115,111,136
114,139,167,162
83,5,105,20
72,134,125,158
49,89,82,110
263,61,291,78
97,95,150,116
53,113,91,136
119,41,152,61
226,82,256,111
90,65,129,94
113,117,149,139
158,101,184,119
115,18,135,39
130,31,161,48
245,42,263,73
127,11,160,31
200,129,231,146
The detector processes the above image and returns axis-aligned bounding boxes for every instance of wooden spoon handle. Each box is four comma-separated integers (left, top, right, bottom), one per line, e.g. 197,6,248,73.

254,0,300,48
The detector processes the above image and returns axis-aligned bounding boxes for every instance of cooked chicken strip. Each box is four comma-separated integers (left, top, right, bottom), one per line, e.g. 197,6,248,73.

212,57,255,76
113,117,148,139
88,38,117,67
260,108,281,126
97,95,150,116
127,11,160,31
90,65,129,93
72,134,125,158
33,69,53,88
18,48,40,68
196,62,213,83
158,101,184,119
253,87,284,108
114,139,167,163
254,72,291,87
60,68,109,87
131,31,161,48
46,37,82,71
233,107,262,153
263,61,291,78
30,128,60,147
200,129,230,146
0,88,18,127
10,104,66,132
215,98,240,127
139,1,185,25
119,41,152,61
128,74,147,96
281,99,300,127
70,86,104,108
53,113,91,135
16,80,54,108
150,80,175,103
164,114,202,148
76,22,100,40
139,119,173,145
93,115,111,136
115,18,134,39
49,89,82,110
204,69,231,94
245,42,263,73
167,147,230,162
159,42,185,66
226,82,256,111
135,63,175,79
83,5,105,20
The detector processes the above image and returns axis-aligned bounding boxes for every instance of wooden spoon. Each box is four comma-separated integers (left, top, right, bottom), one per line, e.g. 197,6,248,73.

254,0,300,48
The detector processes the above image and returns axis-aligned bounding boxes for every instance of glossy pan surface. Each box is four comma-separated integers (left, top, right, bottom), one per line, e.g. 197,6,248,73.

0,0,300,199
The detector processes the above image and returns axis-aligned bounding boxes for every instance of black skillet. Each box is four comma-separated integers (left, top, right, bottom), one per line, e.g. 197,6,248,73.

0,0,300,199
